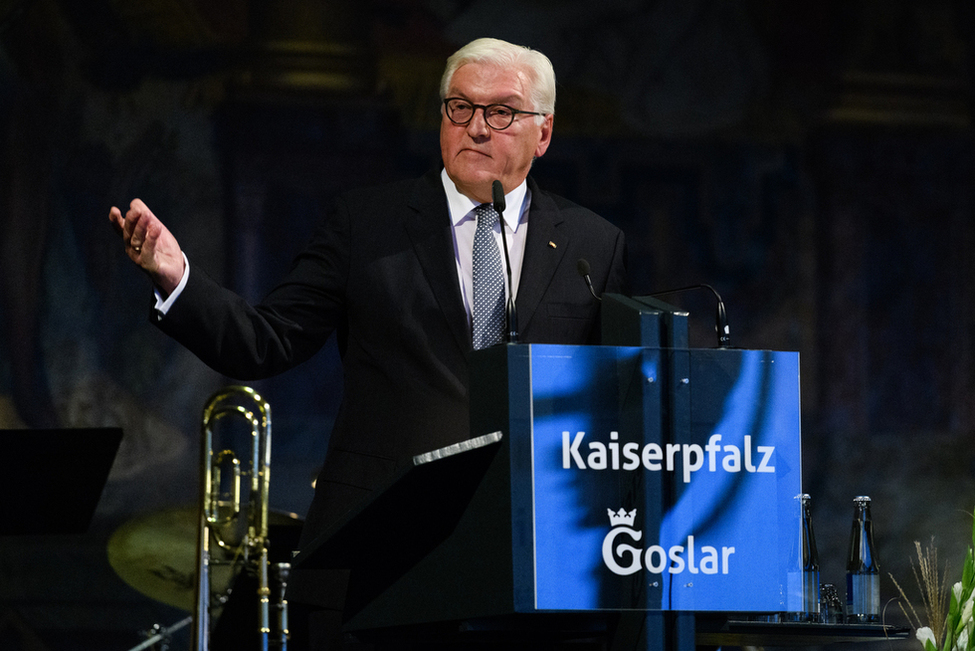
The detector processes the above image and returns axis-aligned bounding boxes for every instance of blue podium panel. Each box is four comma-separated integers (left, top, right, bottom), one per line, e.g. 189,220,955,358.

517,344,802,613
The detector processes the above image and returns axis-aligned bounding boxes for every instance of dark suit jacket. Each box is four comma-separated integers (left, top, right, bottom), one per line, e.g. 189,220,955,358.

157,169,626,607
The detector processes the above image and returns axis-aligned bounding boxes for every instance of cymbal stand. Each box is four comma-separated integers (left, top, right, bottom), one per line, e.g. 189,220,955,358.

128,615,192,651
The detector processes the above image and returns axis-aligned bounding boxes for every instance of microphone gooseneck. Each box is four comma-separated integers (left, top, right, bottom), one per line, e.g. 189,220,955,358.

649,283,731,348
576,258,601,301
492,180,518,343
574,260,731,348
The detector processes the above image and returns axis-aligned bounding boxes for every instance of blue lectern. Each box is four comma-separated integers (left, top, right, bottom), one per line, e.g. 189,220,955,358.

295,295,804,649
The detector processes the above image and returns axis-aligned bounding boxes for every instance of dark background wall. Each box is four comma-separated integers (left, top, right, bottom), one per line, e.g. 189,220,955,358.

0,0,973,648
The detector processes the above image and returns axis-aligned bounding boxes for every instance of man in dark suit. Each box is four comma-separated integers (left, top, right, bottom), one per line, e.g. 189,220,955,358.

111,37,626,648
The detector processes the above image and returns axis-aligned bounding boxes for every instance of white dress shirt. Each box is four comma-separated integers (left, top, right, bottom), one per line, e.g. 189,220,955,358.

440,168,530,325
153,252,189,317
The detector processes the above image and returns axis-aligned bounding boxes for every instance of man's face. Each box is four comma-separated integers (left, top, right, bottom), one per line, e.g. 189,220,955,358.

440,62,553,204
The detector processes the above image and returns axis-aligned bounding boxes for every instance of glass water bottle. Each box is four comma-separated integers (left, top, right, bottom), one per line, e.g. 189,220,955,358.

787,493,820,620
846,495,880,622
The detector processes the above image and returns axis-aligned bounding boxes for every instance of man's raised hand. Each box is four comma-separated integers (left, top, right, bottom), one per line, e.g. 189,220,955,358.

109,199,185,296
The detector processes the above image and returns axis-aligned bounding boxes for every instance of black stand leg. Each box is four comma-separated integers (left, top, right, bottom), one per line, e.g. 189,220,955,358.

610,612,696,651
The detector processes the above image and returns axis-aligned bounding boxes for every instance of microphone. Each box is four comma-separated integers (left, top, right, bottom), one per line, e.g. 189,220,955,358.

492,180,506,214
493,180,518,343
649,284,731,348
575,259,731,348
576,258,601,301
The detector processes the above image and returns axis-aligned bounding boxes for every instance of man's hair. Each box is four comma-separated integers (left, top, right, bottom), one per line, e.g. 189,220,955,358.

440,38,556,119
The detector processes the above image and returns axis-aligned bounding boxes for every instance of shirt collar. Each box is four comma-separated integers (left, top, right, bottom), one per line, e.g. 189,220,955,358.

441,168,528,231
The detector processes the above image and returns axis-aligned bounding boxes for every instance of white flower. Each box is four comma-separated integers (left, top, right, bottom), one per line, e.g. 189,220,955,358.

955,627,969,651
917,626,937,650
955,582,964,605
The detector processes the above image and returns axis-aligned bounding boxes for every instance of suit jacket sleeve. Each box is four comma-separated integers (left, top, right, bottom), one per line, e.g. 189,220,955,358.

154,191,351,380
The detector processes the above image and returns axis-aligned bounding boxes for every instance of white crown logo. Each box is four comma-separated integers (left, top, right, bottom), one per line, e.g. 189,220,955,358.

607,507,637,527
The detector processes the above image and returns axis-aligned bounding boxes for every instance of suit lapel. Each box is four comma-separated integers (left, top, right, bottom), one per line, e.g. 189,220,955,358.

517,178,567,332
404,171,471,354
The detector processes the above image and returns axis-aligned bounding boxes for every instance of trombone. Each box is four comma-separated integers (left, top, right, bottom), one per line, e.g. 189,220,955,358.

193,385,289,651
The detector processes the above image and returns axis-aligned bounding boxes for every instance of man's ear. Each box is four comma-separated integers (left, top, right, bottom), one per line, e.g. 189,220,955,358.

534,114,554,158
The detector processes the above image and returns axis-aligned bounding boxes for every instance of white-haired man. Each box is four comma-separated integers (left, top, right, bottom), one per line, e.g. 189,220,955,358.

111,37,626,649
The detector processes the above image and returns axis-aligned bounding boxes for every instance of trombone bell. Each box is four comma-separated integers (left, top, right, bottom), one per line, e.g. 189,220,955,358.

193,385,285,651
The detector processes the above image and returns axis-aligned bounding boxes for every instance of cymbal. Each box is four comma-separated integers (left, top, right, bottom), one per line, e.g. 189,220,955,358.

108,506,302,611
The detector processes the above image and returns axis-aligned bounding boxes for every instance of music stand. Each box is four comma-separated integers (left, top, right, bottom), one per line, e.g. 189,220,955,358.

293,431,504,619
0,427,123,535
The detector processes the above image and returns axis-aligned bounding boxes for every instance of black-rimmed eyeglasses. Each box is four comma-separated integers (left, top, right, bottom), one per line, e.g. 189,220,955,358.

443,97,545,131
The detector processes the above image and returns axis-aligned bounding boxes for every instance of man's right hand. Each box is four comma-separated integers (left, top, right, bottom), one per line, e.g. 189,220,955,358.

109,199,186,297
